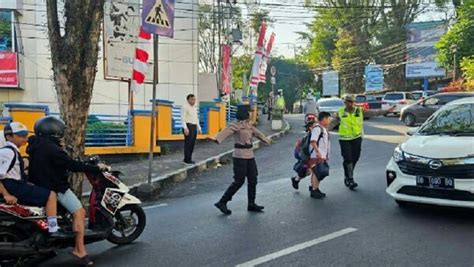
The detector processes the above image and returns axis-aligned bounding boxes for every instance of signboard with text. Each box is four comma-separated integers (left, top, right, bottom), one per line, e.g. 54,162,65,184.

406,21,446,78
0,51,18,87
365,65,384,91
322,71,339,96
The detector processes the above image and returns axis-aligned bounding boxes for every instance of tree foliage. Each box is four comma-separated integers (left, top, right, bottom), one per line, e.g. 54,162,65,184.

436,1,474,69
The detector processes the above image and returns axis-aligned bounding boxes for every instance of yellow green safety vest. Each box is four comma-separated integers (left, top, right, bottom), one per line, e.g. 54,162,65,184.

338,107,363,140
276,96,285,110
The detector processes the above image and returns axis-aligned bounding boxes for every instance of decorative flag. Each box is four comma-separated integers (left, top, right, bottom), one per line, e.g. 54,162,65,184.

221,44,232,94
258,32,275,83
142,0,175,38
131,27,152,93
249,21,267,92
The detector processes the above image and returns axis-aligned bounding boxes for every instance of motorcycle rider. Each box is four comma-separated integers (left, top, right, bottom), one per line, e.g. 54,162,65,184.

0,122,67,238
303,94,319,118
27,116,109,266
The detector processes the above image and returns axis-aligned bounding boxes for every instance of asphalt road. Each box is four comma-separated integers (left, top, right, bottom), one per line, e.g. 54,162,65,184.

41,115,474,267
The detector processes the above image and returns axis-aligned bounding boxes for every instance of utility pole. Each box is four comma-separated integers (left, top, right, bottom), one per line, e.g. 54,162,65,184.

452,45,458,82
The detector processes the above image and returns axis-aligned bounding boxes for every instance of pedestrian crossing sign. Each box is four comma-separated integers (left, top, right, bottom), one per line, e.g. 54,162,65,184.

145,0,170,28
142,0,175,38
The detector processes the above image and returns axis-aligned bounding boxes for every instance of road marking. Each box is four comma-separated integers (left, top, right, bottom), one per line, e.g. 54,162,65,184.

143,203,168,210
236,227,358,267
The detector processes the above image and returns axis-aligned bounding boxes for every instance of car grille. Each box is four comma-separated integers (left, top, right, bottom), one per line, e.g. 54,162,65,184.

397,186,474,201
397,161,474,179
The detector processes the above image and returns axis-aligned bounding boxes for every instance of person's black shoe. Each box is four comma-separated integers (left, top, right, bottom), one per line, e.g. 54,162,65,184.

248,204,264,212
344,178,351,187
183,160,196,165
349,180,358,190
49,229,76,240
291,177,300,190
316,188,326,197
215,202,231,215
310,187,324,199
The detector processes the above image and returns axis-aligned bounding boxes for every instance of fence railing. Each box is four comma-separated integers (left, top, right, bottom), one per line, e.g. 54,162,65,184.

227,104,237,123
171,105,210,135
50,113,132,147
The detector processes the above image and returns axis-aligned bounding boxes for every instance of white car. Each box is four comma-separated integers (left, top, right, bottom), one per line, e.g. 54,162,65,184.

382,92,417,115
386,97,474,208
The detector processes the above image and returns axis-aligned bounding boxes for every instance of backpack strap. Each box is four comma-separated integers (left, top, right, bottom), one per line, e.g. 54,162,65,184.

316,125,324,146
0,146,17,175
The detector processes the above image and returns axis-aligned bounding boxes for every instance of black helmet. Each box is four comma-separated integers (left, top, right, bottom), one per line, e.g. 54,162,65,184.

34,116,66,140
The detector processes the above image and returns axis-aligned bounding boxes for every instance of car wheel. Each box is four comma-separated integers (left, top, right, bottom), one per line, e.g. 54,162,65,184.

404,113,416,127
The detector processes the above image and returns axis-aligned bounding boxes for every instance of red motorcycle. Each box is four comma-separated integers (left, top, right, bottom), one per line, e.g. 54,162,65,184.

0,156,146,266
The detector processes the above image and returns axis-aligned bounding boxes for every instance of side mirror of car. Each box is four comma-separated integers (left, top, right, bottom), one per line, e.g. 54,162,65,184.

407,127,419,136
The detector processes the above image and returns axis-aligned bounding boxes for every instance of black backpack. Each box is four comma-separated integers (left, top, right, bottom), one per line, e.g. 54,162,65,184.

299,125,324,161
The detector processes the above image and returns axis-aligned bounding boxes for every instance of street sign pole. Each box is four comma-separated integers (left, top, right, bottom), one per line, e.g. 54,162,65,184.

148,34,158,184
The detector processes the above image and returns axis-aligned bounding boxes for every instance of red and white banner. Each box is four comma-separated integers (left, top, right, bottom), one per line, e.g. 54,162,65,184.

249,21,267,90
258,32,275,83
131,27,152,93
221,44,232,94
0,51,18,87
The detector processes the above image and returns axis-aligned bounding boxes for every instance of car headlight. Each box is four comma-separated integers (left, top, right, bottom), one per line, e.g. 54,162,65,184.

392,146,404,163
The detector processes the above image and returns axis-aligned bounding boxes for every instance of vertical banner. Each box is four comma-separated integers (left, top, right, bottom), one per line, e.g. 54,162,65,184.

258,32,276,83
406,21,446,78
249,21,267,98
142,0,175,37
364,65,384,92
131,27,152,93
322,70,339,96
221,44,232,94
0,51,18,87
104,0,152,80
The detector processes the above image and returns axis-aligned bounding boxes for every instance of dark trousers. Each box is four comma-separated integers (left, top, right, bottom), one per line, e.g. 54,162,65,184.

267,108,273,120
183,123,197,163
219,158,258,205
339,137,362,180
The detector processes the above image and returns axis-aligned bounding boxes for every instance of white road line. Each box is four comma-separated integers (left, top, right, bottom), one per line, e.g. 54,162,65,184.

143,203,168,210
236,227,358,267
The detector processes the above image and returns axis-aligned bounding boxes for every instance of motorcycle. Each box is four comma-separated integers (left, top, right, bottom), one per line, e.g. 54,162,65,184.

0,156,146,266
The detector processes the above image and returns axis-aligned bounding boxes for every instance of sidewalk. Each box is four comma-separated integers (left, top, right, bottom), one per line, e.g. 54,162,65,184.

83,117,290,198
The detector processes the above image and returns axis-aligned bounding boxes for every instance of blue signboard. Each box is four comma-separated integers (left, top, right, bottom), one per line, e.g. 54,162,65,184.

365,65,384,92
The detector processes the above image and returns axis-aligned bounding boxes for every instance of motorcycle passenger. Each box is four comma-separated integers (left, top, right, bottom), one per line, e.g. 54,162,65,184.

0,122,66,238
27,116,108,266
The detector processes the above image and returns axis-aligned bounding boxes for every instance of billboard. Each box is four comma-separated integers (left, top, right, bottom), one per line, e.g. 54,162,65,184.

0,51,18,87
104,0,153,80
322,71,339,96
365,65,384,91
406,21,446,78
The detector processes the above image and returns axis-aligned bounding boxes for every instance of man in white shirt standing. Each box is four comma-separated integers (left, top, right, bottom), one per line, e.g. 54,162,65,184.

181,94,202,165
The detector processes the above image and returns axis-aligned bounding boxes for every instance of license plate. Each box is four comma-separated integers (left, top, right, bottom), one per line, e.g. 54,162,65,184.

416,176,454,189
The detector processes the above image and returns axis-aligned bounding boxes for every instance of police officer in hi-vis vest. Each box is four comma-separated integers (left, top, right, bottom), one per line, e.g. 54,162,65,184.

331,95,364,190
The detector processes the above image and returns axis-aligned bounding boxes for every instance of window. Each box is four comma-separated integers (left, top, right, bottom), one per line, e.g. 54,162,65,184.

318,99,345,107
355,95,366,103
0,10,14,51
424,97,440,106
406,93,416,100
384,93,404,101
419,104,474,135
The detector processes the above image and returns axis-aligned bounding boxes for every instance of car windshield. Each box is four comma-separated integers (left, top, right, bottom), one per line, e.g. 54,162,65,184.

412,92,422,99
355,96,366,103
384,93,404,100
418,103,474,136
318,99,344,107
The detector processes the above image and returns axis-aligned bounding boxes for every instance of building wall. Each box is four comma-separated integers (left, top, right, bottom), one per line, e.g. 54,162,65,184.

0,0,199,116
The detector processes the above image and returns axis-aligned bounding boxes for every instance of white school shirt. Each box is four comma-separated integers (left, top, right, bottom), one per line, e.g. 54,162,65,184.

181,103,202,131
309,125,330,160
0,141,22,181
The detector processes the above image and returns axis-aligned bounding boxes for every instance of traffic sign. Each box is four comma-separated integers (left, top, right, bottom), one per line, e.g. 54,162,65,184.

271,66,276,76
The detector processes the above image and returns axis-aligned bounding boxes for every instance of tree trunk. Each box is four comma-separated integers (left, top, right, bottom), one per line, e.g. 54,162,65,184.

46,0,105,197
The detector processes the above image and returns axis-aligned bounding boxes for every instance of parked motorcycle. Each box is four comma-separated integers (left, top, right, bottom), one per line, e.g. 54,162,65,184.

0,156,146,266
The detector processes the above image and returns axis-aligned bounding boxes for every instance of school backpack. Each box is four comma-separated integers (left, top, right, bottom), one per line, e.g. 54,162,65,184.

298,125,324,162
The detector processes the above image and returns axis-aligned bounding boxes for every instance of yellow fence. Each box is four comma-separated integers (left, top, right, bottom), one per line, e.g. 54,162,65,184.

1,100,229,156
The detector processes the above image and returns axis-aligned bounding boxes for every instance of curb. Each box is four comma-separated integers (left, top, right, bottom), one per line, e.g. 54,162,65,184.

132,119,291,200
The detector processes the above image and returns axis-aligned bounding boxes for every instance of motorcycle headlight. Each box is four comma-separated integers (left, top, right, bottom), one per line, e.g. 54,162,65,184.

392,146,404,163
